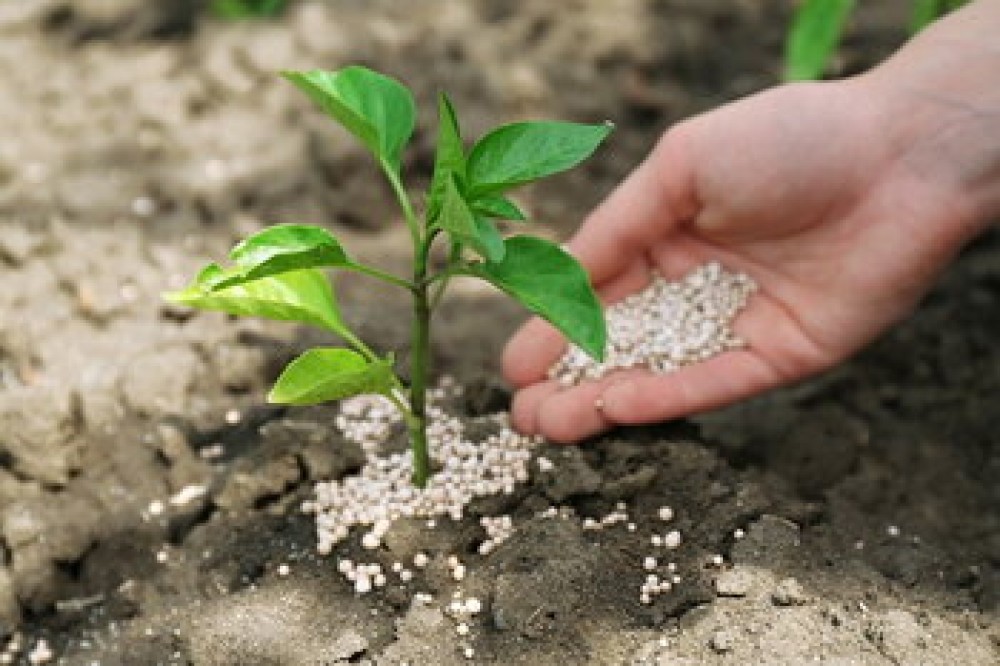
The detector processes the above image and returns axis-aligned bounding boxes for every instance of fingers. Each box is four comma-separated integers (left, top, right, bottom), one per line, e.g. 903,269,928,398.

509,380,560,435
598,351,781,425
510,373,625,443
568,128,699,286
502,318,565,388
511,351,782,444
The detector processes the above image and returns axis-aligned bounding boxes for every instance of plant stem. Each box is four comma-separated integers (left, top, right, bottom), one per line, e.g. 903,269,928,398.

383,163,421,248
408,282,432,487
342,263,415,291
409,229,436,487
382,163,435,487
429,242,462,308
337,327,383,364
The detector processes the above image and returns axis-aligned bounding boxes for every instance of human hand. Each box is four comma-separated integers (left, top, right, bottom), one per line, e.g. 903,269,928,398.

503,72,991,443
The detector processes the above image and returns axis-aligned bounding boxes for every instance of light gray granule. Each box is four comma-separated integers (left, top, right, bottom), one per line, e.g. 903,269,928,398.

548,261,757,385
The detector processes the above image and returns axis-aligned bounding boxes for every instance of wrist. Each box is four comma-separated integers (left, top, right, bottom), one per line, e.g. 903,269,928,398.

858,3,1000,241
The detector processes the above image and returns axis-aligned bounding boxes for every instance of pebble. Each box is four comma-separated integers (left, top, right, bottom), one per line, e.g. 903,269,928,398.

709,629,736,653
714,567,754,597
169,484,207,507
771,577,809,606
131,196,156,217
199,443,225,460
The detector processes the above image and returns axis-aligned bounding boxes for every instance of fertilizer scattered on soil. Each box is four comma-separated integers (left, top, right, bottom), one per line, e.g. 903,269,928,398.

305,383,542,557
549,261,756,385
307,383,709,611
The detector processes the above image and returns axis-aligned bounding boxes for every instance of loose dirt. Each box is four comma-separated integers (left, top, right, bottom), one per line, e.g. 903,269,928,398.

0,1,996,664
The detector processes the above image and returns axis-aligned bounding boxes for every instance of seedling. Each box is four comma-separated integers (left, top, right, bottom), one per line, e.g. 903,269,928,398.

165,66,610,488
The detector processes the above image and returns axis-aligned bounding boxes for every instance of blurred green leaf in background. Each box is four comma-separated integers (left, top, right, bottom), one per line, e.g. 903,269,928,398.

783,0,856,81
211,0,287,20
784,0,969,82
910,0,969,33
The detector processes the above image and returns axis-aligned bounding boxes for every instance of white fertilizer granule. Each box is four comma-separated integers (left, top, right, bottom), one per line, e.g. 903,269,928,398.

548,261,756,385
304,385,541,557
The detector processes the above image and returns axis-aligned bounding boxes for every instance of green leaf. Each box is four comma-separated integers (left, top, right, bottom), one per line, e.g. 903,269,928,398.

164,269,349,337
283,67,416,172
910,0,968,34
195,263,229,290
212,0,285,19
439,175,505,263
465,236,605,359
210,224,351,288
783,0,855,81
427,93,466,224
466,121,612,195
268,348,396,405
472,195,527,222
473,216,505,264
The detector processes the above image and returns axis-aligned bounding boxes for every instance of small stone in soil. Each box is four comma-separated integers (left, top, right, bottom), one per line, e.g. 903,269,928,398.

714,567,754,597
710,629,736,653
772,577,810,606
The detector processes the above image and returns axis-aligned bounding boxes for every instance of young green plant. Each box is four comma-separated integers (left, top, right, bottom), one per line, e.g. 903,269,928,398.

165,66,610,488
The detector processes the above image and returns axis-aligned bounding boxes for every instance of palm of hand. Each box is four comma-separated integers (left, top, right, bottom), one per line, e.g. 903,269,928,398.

504,81,966,443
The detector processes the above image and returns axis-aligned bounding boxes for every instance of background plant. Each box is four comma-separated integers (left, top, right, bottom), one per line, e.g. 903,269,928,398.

784,0,969,81
166,66,610,488
210,0,287,20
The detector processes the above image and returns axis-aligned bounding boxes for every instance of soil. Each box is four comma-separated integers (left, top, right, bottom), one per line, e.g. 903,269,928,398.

0,1,997,664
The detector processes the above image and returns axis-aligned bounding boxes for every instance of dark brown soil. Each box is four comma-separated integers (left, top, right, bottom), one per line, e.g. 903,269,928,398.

0,1,996,664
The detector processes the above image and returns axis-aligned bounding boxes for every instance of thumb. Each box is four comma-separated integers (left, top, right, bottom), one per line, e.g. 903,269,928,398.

566,126,700,286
